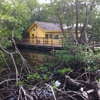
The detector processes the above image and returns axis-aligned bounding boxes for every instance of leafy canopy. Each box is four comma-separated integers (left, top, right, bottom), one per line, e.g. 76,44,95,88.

0,0,30,39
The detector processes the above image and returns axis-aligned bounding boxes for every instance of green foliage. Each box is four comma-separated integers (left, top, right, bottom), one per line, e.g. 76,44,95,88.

16,81,24,86
43,75,49,81
0,0,31,60
52,82,57,89
35,64,52,82
94,47,100,54
98,79,100,83
52,85,57,89
88,17,100,42
0,0,31,38
58,67,72,75
85,65,99,72
25,0,44,24
27,85,32,89
32,55,72,83
56,40,85,63
36,64,46,71
41,54,47,61
55,38,100,70
27,73,40,80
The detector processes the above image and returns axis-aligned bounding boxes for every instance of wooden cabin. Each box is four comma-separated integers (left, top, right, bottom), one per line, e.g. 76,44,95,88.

27,21,66,45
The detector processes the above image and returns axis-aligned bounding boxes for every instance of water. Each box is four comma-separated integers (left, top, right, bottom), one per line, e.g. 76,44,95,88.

19,48,53,67
0,48,53,79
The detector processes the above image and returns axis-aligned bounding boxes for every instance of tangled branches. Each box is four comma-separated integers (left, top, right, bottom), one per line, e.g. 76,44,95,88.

0,36,100,100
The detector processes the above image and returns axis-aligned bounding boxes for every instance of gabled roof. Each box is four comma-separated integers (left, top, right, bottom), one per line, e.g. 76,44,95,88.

36,21,66,30
27,21,66,32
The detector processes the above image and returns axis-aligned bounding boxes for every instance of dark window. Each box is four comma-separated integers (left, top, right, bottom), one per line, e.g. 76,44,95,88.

54,35,58,39
32,34,34,38
33,25,37,31
45,34,48,39
50,34,52,38
33,28,36,31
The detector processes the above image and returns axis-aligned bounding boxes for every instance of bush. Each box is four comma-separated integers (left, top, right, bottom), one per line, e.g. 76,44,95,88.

55,38,100,70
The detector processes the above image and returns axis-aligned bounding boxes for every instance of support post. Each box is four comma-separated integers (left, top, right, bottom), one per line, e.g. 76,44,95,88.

51,37,53,47
62,37,63,49
43,38,44,46
36,37,37,46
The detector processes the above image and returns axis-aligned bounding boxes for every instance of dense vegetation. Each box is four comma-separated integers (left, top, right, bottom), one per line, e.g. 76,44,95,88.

0,0,100,100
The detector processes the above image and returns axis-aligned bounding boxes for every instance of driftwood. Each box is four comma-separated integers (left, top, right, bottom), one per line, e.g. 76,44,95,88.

92,80,100,99
63,75,100,100
64,75,84,91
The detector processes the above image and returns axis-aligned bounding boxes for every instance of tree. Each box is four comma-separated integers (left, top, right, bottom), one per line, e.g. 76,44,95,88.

88,17,100,43
44,0,100,45
0,0,30,39
25,0,41,25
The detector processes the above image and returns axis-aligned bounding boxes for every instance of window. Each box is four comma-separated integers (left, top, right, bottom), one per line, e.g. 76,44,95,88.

32,34,34,38
33,25,37,31
49,34,52,38
54,35,58,39
45,34,48,39
33,28,36,31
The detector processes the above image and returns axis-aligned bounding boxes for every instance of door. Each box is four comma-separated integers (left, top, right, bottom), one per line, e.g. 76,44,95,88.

31,34,34,43
45,34,48,44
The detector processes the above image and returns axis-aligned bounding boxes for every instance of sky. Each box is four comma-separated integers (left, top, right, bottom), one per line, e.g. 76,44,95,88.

38,0,50,4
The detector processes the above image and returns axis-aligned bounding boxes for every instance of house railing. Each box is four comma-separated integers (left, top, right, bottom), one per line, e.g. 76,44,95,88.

17,37,64,47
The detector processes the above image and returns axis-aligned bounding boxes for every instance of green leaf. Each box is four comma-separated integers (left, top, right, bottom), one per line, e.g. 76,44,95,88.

16,81,24,86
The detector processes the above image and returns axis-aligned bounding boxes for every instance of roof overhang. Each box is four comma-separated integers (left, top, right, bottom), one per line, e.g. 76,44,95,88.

27,22,46,33
27,22,37,32
45,30,62,33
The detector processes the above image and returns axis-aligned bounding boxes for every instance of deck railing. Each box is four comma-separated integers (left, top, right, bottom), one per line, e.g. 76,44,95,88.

17,37,64,47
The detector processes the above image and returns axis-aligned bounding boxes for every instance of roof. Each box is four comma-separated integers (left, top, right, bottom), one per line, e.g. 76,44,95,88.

36,21,66,30
66,23,92,29
27,21,66,32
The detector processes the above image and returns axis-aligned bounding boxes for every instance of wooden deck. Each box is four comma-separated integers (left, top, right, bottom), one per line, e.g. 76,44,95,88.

17,38,64,50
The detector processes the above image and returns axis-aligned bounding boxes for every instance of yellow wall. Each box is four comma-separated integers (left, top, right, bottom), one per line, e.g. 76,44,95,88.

29,24,46,43
46,32,61,44
30,24,46,37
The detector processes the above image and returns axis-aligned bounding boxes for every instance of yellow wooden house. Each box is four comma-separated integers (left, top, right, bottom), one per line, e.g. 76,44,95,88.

27,21,66,45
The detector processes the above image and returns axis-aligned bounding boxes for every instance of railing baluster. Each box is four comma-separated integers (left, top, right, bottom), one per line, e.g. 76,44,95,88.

43,38,44,46
36,37,37,45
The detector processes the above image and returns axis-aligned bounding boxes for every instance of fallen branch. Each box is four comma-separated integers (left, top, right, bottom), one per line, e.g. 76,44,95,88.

0,78,19,85
45,83,57,100
64,75,84,91
93,80,100,99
